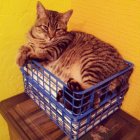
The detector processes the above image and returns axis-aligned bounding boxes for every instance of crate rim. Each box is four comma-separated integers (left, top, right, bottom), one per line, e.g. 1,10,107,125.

21,60,134,95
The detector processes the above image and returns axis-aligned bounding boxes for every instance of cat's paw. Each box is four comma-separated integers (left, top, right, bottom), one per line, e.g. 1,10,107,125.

56,90,63,102
16,46,31,67
93,98,100,109
108,82,116,92
93,91,101,109
108,78,122,92
67,78,83,91
16,53,28,67
56,90,72,110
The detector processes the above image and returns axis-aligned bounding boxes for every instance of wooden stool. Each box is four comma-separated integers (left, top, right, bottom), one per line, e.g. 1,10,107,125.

0,93,140,140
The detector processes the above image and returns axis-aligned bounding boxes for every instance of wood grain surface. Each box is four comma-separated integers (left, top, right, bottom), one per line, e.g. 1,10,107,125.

0,93,140,140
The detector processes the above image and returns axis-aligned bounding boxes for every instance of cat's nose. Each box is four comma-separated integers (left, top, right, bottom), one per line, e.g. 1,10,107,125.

48,30,55,40
48,34,54,40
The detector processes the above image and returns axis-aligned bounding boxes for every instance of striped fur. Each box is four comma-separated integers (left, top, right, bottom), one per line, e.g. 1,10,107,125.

17,2,132,109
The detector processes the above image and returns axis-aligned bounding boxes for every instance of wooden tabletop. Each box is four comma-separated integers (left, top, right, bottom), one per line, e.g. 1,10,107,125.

0,93,140,140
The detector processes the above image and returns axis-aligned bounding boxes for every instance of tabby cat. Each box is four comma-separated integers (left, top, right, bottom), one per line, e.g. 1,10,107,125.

17,2,132,112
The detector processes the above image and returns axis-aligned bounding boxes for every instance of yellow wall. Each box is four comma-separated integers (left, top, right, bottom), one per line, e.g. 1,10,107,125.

0,0,140,139
0,0,71,139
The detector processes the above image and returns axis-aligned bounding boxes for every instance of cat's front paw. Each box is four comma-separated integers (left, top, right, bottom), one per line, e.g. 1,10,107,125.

16,46,31,67
16,53,28,67
67,78,83,92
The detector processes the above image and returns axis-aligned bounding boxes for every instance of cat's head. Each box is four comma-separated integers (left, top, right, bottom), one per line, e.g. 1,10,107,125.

30,1,73,45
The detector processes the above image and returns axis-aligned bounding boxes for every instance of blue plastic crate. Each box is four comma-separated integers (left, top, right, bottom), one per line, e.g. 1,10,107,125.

21,60,133,139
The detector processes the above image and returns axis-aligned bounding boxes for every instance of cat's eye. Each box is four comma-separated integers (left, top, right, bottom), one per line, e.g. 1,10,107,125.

41,25,48,31
56,28,66,35
56,28,62,32
56,28,65,32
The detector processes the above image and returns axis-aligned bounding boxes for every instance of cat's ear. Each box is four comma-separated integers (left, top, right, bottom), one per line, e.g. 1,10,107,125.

61,9,73,23
37,1,46,18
